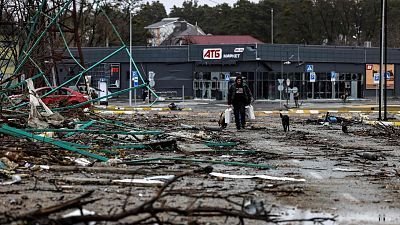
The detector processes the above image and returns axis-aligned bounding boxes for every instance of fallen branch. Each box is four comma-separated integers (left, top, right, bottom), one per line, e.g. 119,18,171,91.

3,191,97,224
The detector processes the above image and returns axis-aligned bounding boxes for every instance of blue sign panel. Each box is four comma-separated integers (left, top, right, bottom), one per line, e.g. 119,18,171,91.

225,73,230,81
132,71,139,87
306,64,314,72
385,71,391,79
330,71,336,81
310,72,316,82
373,73,380,84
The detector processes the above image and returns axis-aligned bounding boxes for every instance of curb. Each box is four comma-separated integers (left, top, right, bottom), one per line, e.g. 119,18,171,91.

364,120,400,126
94,106,192,111
94,109,400,116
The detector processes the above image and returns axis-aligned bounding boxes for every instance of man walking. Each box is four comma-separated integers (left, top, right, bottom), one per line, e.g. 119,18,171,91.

228,76,252,130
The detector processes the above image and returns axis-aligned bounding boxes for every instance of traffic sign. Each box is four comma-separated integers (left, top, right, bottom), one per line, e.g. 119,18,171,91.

288,87,298,93
306,64,314,72
132,71,139,87
278,85,284,91
148,71,155,80
330,71,336,81
385,71,391,79
310,72,316,82
225,73,230,81
286,79,291,86
373,73,380,84
149,80,155,87
278,79,284,84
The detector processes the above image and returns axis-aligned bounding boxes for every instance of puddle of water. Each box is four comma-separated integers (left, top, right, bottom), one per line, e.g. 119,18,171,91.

274,207,336,224
336,210,400,224
275,206,400,224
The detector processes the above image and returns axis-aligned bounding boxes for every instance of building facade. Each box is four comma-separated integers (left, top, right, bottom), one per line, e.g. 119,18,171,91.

59,44,400,100
144,18,205,46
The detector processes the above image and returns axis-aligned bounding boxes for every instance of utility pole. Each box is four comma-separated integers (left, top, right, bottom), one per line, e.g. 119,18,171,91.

384,0,388,120
379,0,385,120
271,8,274,44
129,1,132,106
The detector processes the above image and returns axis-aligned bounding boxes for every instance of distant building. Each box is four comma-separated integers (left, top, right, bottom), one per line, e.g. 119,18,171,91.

181,35,263,45
144,18,205,46
62,43,400,101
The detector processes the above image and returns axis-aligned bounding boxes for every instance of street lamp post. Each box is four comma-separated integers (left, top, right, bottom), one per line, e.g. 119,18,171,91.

271,8,274,44
129,1,132,106
379,0,384,120
283,60,291,105
280,60,283,108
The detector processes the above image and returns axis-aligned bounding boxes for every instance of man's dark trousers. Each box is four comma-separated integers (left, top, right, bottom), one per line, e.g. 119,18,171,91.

233,103,246,129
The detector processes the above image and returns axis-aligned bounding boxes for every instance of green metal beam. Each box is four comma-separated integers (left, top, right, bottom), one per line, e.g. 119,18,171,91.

3,72,45,91
64,120,95,138
0,124,108,162
96,3,158,102
52,83,148,111
24,128,162,135
57,24,85,70
0,126,90,149
191,149,257,155
124,47,158,101
111,144,149,149
8,46,126,110
17,0,48,62
12,0,74,77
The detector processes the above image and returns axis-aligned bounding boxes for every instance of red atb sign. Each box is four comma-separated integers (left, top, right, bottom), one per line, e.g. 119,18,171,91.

203,48,222,59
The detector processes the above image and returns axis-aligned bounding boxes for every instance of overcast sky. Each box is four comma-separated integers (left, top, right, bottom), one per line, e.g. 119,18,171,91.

150,0,259,13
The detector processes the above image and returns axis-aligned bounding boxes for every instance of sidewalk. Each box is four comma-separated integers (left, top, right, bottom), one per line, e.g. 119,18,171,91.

93,97,400,116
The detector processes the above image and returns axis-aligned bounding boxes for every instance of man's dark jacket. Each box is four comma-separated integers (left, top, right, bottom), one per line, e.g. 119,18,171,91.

228,83,252,105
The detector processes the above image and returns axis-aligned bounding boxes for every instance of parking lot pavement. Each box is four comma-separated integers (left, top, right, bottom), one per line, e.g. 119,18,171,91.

96,98,400,117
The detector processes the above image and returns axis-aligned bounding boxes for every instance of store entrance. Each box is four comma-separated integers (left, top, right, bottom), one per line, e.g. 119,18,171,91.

193,72,230,100
304,72,362,99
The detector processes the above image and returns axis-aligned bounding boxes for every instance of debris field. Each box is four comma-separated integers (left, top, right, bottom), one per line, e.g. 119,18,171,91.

1,106,400,224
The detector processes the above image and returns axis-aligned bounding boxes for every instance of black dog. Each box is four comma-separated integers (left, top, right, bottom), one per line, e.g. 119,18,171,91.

280,113,290,132
168,102,181,111
218,112,227,129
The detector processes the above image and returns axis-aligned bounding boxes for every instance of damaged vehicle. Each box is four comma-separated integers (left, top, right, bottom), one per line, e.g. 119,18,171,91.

10,86,91,108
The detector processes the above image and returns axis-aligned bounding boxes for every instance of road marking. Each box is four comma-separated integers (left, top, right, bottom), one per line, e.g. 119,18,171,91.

93,109,400,117
364,120,400,126
342,193,360,203
262,111,274,114
308,171,323,179
291,159,301,164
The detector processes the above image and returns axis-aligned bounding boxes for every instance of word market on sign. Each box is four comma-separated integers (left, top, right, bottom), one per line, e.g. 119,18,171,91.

223,53,241,59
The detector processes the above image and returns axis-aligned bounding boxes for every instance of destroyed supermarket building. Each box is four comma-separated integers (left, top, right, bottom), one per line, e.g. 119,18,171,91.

60,41,400,101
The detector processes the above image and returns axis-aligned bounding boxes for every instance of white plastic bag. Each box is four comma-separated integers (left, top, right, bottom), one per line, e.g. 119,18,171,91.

246,105,255,120
224,108,233,124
